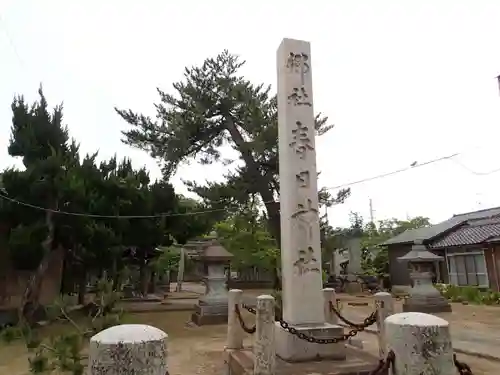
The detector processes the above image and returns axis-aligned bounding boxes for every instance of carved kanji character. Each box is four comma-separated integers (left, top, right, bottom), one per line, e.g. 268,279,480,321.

294,246,320,275
292,198,318,241
289,121,314,159
296,171,310,188
286,52,310,85
287,86,312,107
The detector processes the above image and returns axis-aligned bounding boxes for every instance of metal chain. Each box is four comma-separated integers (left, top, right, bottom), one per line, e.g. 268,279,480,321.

243,304,256,315
369,350,395,375
329,301,378,329
234,304,256,334
454,354,473,375
276,318,361,344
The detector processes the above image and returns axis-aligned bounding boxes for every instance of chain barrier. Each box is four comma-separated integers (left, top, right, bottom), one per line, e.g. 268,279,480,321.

368,350,395,375
276,317,361,343
239,300,474,374
267,300,376,344
329,301,378,329
454,354,473,375
365,351,473,375
234,304,256,334
243,304,256,315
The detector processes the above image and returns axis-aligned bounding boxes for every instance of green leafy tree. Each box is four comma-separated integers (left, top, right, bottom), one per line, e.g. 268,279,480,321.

361,215,431,277
215,202,279,271
319,211,431,278
0,88,218,323
1,87,74,323
115,51,350,288
153,246,181,274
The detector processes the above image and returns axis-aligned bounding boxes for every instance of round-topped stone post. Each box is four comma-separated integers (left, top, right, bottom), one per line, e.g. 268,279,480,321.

89,324,168,375
191,239,233,325
385,312,455,375
398,240,451,313
274,36,346,363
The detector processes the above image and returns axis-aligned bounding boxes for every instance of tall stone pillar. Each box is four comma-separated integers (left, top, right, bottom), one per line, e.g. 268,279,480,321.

274,38,345,362
346,237,363,293
346,237,362,275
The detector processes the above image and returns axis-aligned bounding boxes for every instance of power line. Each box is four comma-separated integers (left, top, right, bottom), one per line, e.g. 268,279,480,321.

0,14,25,69
450,158,500,176
0,191,236,219
0,149,475,218
1,17,495,217
324,152,459,190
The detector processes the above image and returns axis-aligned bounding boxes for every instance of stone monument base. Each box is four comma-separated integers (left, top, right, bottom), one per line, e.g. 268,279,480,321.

402,297,452,313
191,301,228,326
274,322,346,362
225,346,385,375
346,282,363,294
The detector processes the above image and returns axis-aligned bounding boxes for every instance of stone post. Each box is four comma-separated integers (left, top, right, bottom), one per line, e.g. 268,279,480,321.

322,288,338,324
333,249,344,275
89,324,168,375
346,237,362,275
374,292,394,358
254,295,276,375
385,312,455,375
227,289,244,349
276,38,324,325
274,36,345,363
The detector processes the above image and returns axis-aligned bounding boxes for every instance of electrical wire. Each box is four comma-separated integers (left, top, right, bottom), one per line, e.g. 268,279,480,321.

0,14,25,69
324,152,459,190
2,16,498,218
0,150,468,219
0,191,237,218
450,158,500,176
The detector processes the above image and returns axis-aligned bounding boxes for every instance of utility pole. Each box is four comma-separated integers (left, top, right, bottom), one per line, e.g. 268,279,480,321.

476,192,483,209
369,198,375,224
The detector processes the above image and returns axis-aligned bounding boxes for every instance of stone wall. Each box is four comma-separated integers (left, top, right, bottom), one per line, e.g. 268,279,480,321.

0,246,64,311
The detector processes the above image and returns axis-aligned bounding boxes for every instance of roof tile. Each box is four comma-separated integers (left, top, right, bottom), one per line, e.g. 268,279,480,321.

429,217,500,248
383,206,500,246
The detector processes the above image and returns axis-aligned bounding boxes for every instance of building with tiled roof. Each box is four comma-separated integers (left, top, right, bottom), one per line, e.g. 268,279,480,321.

384,206,500,292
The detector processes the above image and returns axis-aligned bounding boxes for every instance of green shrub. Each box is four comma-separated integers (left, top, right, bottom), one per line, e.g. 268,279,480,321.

1,279,123,375
434,283,500,305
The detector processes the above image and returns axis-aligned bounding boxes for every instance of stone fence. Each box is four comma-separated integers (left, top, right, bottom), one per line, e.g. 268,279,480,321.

87,289,472,375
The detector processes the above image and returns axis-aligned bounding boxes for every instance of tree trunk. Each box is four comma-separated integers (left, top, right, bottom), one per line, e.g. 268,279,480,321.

175,247,185,292
148,270,157,294
111,257,120,291
112,271,121,292
139,262,149,296
77,268,86,305
18,209,55,325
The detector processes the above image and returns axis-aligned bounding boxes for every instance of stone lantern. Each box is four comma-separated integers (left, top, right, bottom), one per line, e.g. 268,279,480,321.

191,239,233,325
397,240,451,313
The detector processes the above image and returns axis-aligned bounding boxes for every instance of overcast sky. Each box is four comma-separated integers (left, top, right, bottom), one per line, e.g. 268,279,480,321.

1,0,500,228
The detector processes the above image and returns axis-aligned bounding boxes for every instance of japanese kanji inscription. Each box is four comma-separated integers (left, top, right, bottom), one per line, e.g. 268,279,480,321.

296,171,310,188
287,87,312,107
293,246,320,275
292,197,318,241
286,52,310,85
277,39,325,324
291,198,318,218
289,121,314,159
